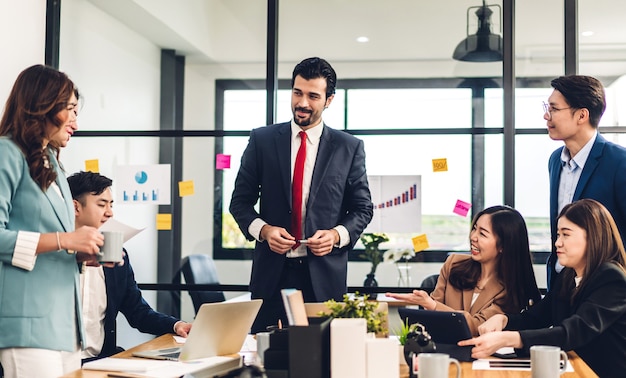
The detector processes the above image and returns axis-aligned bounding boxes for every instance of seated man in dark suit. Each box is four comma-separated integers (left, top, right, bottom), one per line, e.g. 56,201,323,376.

68,171,192,362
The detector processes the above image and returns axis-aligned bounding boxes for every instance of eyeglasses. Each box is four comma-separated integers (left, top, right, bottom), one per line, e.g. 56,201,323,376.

542,101,571,120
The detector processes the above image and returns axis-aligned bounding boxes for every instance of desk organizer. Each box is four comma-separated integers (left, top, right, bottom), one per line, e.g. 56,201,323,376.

288,317,332,378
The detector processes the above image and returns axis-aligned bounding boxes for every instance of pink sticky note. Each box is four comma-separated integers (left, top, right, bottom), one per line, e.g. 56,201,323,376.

216,154,231,169
453,199,472,217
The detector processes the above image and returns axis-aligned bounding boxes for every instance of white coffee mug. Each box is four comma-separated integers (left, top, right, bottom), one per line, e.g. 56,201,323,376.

98,231,124,263
255,332,271,365
530,345,568,378
416,353,461,378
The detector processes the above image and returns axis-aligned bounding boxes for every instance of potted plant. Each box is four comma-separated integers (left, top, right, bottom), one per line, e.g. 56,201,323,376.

359,233,390,286
318,292,388,337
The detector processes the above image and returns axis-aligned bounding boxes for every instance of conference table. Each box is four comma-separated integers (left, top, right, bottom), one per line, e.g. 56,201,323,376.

61,333,597,378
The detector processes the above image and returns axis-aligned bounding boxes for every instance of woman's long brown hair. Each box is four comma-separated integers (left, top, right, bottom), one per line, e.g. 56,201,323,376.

449,205,541,313
0,64,77,189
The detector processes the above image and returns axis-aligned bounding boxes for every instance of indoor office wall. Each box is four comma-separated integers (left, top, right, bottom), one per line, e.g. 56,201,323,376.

0,0,46,101
59,0,164,348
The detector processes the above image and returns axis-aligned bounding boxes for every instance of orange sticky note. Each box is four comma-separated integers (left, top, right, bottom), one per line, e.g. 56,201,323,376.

412,234,429,252
178,180,195,197
432,158,448,172
85,159,99,173
156,213,172,230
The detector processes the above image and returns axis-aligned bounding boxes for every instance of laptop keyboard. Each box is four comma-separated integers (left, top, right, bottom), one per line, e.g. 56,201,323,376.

161,351,181,359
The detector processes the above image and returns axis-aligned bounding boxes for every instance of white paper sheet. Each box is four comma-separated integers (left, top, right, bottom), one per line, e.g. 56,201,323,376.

83,355,240,378
473,358,574,372
100,218,144,243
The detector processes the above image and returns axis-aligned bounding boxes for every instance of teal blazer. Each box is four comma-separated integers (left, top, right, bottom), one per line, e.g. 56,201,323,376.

0,137,84,351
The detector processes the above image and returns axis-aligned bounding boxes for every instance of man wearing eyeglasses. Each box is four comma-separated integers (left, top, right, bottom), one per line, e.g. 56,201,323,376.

545,75,626,290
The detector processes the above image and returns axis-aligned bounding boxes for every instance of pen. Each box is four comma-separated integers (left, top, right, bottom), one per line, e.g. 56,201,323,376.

107,373,145,378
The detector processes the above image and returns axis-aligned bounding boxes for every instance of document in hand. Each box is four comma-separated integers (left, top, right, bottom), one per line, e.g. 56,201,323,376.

82,355,242,378
281,288,309,326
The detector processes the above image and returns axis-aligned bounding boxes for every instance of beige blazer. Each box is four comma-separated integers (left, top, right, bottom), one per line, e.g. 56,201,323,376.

430,253,505,336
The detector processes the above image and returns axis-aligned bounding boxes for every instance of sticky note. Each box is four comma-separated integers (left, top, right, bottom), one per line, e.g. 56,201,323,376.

453,199,472,217
85,159,99,173
178,180,195,197
156,213,172,230
412,234,429,252
216,154,231,169
432,158,448,172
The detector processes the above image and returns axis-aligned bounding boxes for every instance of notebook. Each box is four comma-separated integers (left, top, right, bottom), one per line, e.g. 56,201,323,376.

398,307,473,361
133,299,262,362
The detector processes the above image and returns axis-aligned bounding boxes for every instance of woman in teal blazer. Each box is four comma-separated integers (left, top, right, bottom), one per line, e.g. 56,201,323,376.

0,65,104,378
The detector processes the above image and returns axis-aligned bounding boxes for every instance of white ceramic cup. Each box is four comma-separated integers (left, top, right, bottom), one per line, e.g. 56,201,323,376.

98,231,124,263
530,345,568,378
416,353,461,378
255,331,271,365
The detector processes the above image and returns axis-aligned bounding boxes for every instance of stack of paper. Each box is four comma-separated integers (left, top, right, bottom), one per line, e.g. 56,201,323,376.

82,355,241,378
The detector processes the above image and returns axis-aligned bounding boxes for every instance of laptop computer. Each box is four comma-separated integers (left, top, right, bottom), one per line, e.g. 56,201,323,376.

133,299,262,362
398,307,473,361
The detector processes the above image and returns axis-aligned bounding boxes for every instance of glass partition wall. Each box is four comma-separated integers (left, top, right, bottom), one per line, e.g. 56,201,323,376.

58,0,626,311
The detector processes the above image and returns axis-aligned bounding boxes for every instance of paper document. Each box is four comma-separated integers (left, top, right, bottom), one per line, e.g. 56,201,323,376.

100,218,144,243
473,358,574,372
83,355,241,378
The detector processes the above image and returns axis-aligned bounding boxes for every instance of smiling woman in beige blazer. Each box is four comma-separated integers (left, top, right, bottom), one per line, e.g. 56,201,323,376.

387,206,541,336
0,65,103,378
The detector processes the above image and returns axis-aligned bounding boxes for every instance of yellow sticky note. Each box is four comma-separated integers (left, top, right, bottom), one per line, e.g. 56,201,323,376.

156,213,172,230
178,180,195,197
432,158,448,172
412,234,430,252
85,159,99,173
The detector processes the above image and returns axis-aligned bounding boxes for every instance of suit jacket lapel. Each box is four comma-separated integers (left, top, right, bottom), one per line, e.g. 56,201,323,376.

573,134,605,200
549,147,563,222
308,126,336,208
275,123,293,207
470,280,504,312
44,151,73,232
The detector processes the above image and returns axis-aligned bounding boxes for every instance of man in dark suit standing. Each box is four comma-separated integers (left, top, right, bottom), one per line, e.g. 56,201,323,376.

230,57,373,332
546,75,626,289
68,171,192,362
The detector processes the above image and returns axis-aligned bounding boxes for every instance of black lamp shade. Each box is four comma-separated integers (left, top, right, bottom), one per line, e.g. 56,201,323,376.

453,33,503,62
453,2,503,62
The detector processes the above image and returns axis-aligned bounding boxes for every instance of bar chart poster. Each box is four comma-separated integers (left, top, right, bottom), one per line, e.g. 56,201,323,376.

116,164,171,205
364,175,421,233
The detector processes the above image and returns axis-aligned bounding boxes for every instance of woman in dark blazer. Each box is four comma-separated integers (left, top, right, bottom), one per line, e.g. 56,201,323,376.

387,206,541,335
460,199,626,377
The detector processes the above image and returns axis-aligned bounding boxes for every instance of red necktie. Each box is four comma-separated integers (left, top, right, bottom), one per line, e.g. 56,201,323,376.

291,131,307,249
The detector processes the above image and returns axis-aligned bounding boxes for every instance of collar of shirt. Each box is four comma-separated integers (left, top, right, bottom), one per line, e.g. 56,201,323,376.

560,130,597,171
290,119,324,145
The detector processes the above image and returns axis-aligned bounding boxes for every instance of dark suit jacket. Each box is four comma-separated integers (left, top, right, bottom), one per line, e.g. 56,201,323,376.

229,122,373,302
97,250,178,359
430,254,506,336
547,134,626,288
506,262,626,377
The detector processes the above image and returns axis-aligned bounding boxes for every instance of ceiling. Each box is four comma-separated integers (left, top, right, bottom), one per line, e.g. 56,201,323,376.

86,0,626,69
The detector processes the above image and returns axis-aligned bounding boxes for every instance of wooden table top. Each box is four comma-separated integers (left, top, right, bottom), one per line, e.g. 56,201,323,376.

61,334,597,378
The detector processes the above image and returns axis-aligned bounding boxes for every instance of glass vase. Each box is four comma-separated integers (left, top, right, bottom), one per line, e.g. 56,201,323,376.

396,261,412,287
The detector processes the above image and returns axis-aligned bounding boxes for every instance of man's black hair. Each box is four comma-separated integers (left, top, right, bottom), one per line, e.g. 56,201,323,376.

291,57,337,99
67,171,112,204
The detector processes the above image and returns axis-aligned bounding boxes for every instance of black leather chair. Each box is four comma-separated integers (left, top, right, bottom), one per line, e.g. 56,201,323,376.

420,274,439,291
175,254,226,314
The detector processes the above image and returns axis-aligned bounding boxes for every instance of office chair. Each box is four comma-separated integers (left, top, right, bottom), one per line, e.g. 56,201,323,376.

420,274,439,291
174,254,226,314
